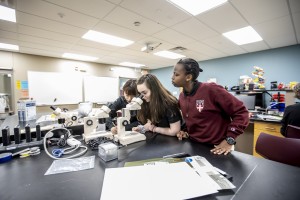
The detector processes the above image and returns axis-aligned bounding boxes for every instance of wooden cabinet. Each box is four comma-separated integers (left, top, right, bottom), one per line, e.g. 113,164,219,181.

253,121,283,157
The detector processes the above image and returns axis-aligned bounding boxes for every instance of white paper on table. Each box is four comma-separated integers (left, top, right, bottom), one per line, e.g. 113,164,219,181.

100,162,218,200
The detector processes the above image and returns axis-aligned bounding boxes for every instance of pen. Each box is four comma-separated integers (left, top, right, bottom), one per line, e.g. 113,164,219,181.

163,152,191,158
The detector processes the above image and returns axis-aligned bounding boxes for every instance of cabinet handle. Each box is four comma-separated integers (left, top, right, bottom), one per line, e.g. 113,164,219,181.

265,127,275,130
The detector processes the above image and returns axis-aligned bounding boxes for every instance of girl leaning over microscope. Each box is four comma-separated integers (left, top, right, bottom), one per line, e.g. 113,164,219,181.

132,74,182,136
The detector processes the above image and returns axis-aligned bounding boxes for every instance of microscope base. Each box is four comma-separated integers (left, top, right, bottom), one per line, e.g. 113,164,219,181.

114,131,146,145
83,131,113,142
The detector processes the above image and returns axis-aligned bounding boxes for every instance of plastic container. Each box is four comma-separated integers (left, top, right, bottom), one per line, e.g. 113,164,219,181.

278,102,285,112
272,94,285,102
98,142,118,162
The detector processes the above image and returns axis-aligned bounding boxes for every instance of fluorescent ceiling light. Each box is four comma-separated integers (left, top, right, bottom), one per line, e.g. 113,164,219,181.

82,30,134,47
0,5,16,22
154,51,186,59
223,26,263,45
167,0,228,16
62,53,98,61
119,62,145,68
0,42,19,51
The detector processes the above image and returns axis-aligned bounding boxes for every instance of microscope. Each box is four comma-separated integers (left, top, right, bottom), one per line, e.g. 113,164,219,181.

114,95,146,145
82,105,112,142
50,106,79,126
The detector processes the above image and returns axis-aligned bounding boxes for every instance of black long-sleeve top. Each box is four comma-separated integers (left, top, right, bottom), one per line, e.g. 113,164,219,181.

106,96,139,131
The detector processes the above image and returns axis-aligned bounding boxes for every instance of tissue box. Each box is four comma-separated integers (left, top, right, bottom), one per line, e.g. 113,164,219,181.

98,142,118,161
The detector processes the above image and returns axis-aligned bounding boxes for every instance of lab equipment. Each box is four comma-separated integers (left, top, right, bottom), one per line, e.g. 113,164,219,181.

17,99,37,121
25,124,32,143
98,142,118,161
50,105,79,126
43,127,88,160
114,95,146,145
83,105,112,142
14,125,21,144
1,126,11,146
235,95,256,110
36,124,42,141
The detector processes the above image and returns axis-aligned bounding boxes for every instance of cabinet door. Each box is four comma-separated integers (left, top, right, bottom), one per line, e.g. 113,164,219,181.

253,122,283,157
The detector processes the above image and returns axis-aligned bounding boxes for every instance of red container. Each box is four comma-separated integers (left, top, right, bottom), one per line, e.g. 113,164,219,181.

272,94,285,102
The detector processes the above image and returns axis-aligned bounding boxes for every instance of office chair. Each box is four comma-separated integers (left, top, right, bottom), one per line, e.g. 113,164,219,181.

255,132,300,167
285,125,300,139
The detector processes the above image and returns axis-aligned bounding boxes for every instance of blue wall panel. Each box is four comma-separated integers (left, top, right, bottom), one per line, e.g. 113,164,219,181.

152,45,300,92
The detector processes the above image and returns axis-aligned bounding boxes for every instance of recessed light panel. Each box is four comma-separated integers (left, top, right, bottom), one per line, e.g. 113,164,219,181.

62,53,98,61
82,30,134,47
223,26,263,45
0,5,16,22
167,0,228,16
0,42,19,51
119,62,145,68
154,51,186,59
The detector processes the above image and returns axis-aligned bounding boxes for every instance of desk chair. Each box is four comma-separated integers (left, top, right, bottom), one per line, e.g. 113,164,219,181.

255,132,300,167
285,125,300,139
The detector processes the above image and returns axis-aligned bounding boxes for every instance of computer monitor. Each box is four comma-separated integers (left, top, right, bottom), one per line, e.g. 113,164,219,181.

235,95,256,110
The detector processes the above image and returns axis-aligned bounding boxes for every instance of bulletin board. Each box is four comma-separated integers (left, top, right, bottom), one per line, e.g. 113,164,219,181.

28,71,83,105
83,76,119,103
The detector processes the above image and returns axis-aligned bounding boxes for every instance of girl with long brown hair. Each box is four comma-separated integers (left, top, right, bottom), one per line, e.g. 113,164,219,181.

133,74,182,136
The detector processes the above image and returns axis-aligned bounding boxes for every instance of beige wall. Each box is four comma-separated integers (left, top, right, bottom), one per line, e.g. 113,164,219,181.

0,51,141,112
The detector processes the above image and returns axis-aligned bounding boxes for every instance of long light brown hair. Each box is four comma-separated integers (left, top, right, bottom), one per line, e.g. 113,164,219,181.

137,74,179,124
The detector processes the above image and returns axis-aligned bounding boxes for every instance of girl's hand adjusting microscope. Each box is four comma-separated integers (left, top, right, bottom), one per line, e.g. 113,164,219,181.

114,95,146,145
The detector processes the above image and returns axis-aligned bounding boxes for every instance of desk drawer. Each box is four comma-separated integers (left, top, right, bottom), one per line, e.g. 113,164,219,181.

254,122,281,133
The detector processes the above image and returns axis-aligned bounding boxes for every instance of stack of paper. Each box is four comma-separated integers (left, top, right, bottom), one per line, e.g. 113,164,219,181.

100,162,218,200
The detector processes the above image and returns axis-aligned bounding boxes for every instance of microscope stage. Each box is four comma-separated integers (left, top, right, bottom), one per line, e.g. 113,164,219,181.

114,131,146,145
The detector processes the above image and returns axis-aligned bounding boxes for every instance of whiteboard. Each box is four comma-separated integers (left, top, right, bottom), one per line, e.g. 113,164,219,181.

28,71,83,105
84,76,119,103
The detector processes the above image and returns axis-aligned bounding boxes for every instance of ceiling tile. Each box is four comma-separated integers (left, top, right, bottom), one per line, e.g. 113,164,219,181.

240,41,270,53
231,0,289,24
18,34,73,49
18,25,78,44
45,0,116,19
0,21,18,32
293,12,300,42
171,18,219,41
202,35,247,55
19,41,69,53
70,45,112,56
196,3,248,33
17,12,87,37
254,15,297,48
289,0,300,13
186,41,227,58
153,28,195,46
104,7,166,35
92,21,147,42
20,47,63,58
17,0,99,29
120,0,190,26
0,38,19,46
0,30,18,40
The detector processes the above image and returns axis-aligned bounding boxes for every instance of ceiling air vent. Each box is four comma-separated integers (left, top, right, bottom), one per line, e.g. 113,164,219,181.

169,46,187,53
